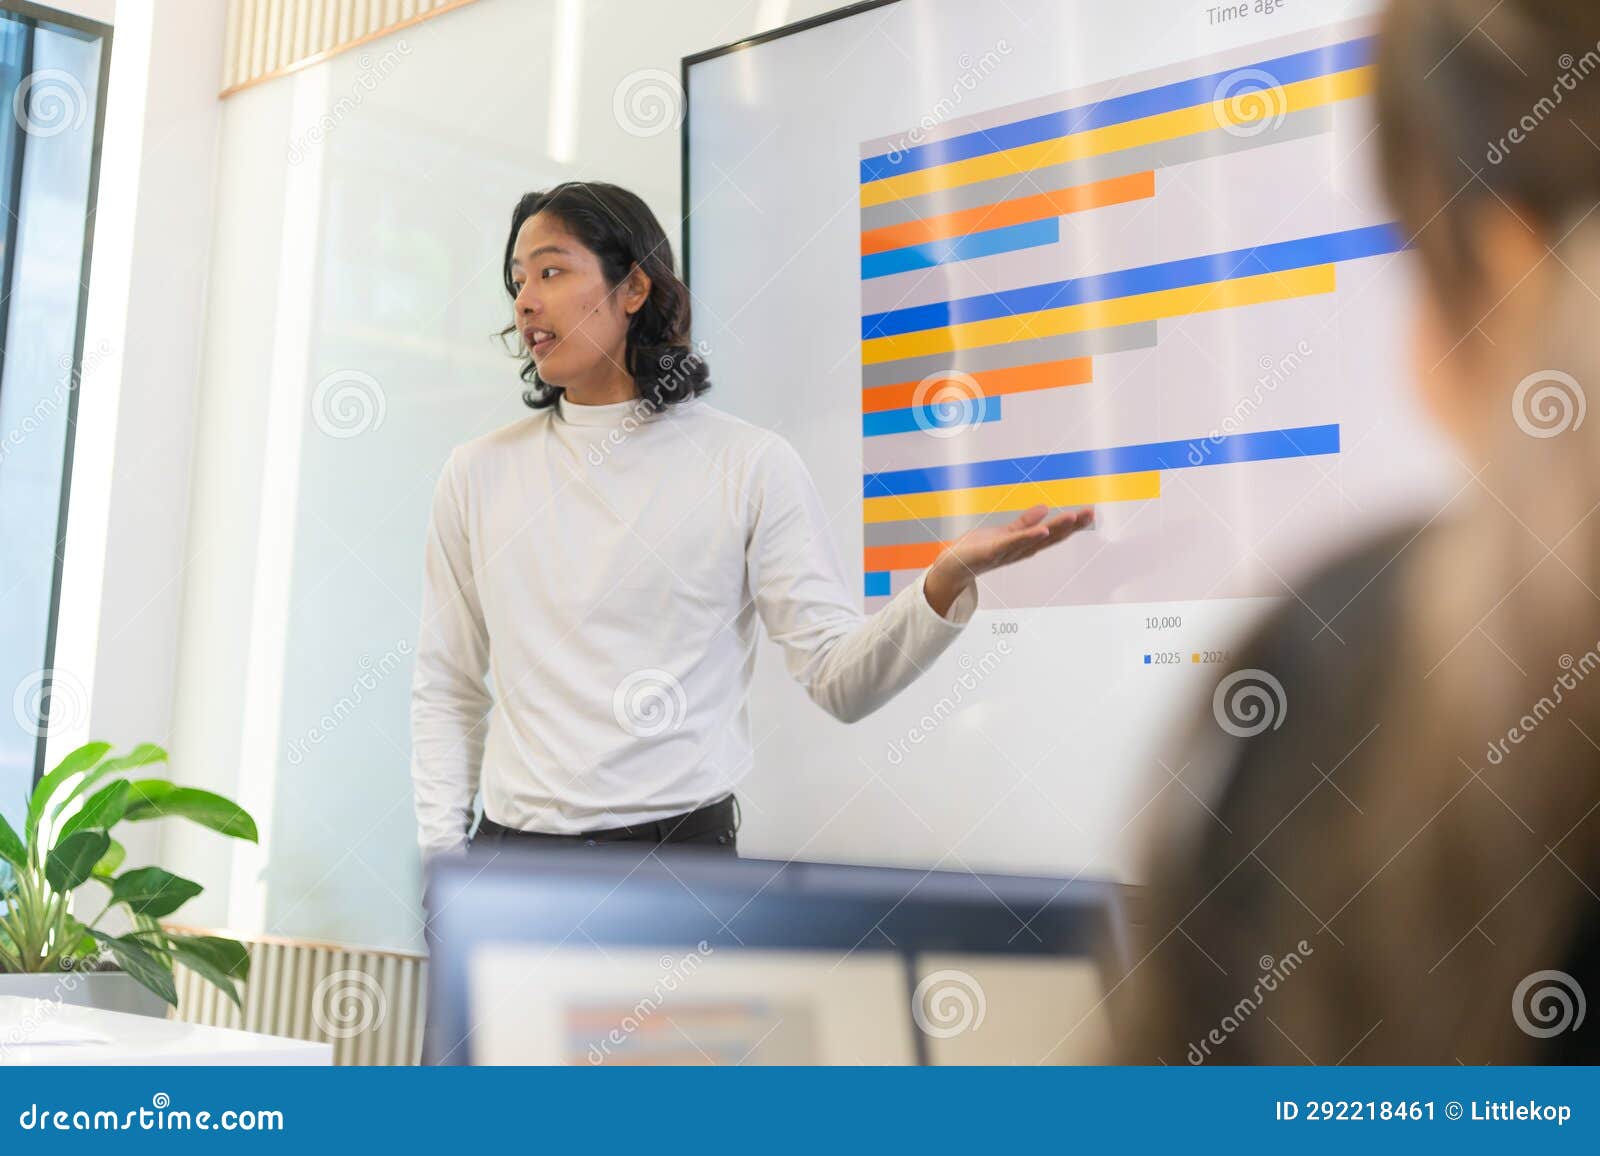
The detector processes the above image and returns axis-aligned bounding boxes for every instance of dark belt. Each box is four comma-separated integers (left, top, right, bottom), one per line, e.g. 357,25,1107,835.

473,794,739,849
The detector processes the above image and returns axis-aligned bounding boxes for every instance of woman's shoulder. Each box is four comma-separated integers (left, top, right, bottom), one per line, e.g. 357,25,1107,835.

1242,518,1431,681
1200,519,1432,799
1147,520,1435,888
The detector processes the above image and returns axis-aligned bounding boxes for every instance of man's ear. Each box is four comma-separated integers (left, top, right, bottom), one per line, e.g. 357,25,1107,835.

623,266,652,316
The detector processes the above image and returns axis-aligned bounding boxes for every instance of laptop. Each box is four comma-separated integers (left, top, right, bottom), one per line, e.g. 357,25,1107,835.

424,848,1129,1065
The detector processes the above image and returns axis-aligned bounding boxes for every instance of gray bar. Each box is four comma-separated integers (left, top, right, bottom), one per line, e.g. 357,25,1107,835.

860,104,1335,233
861,320,1158,389
864,507,1098,547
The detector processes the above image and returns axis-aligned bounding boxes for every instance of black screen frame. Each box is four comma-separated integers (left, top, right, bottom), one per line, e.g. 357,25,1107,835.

678,0,903,289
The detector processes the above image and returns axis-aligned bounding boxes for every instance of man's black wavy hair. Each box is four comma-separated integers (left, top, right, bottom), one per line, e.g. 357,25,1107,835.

501,181,710,413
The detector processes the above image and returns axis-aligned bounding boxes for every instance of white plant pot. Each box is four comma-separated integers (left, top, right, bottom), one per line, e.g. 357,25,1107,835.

0,970,170,1019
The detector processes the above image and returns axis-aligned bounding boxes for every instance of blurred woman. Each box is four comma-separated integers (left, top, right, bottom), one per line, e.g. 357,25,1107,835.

1125,0,1600,1063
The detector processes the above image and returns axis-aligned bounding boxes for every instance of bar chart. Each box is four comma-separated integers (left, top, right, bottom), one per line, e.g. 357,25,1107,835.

685,0,1455,875
858,24,1407,609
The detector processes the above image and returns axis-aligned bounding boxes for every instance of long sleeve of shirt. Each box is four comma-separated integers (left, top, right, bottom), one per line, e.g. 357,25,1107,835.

408,396,977,856
409,450,493,861
744,434,977,725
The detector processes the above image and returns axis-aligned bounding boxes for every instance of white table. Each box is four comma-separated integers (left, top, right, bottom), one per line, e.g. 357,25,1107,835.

0,996,333,1065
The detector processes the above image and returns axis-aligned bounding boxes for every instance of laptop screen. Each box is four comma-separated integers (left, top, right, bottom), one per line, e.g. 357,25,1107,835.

426,850,1125,1065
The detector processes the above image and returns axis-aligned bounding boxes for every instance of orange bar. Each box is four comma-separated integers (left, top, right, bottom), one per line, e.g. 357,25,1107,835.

864,540,953,572
862,357,1093,414
860,170,1156,256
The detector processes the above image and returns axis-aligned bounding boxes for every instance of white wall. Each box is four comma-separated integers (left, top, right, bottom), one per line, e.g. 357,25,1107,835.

51,0,224,879
43,0,115,24
166,0,845,951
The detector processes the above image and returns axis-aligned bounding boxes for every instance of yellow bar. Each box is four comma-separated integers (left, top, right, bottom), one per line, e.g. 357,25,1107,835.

863,264,1336,366
861,67,1374,208
863,471,1161,523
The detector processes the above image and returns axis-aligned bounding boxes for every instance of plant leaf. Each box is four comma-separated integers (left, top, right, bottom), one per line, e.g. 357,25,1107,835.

167,936,247,1008
0,811,25,870
56,779,131,842
52,742,167,818
26,741,110,848
57,916,98,966
168,933,250,981
92,838,125,878
0,925,21,972
109,866,203,918
122,781,257,842
44,830,111,893
88,929,177,1006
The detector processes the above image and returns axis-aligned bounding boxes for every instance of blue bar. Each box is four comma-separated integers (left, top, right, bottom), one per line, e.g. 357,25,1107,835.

865,572,892,597
862,219,1060,280
863,396,1002,438
862,225,1407,341
863,424,1341,498
860,37,1375,182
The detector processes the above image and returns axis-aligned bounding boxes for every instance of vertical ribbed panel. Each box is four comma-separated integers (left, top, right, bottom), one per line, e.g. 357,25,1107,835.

220,0,477,96
170,932,428,1066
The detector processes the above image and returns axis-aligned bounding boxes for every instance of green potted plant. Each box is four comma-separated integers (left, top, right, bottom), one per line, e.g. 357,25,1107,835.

0,741,257,1018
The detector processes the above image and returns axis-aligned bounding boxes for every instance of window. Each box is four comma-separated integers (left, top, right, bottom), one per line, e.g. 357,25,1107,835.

0,1,110,828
